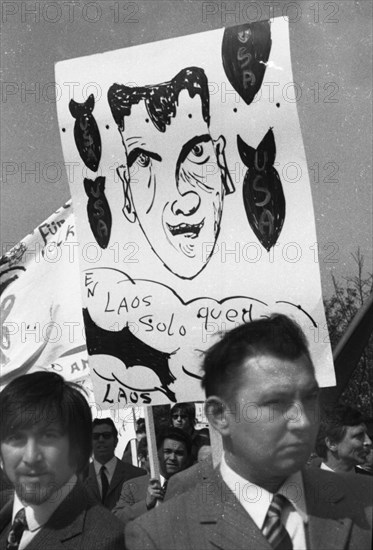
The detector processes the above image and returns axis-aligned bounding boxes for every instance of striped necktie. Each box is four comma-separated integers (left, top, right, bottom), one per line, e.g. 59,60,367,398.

100,465,109,502
262,494,293,550
7,508,28,550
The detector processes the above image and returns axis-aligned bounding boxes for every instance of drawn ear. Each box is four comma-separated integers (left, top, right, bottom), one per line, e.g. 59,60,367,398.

116,165,136,223
205,396,231,436
215,135,235,195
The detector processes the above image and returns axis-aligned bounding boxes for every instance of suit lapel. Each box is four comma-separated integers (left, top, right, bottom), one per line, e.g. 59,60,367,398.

197,471,272,550
197,468,354,550
26,483,87,550
86,462,101,501
0,497,12,531
107,458,122,496
303,468,352,550
0,498,13,547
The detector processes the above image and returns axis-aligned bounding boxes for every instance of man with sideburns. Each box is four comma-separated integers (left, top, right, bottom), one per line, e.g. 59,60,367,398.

0,371,124,549
125,314,373,550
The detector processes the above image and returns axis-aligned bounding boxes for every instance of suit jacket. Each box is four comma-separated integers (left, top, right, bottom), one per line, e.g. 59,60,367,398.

84,458,146,510
165,457,213,500
0,483,124,550
112,474,153,524
125,467,372,550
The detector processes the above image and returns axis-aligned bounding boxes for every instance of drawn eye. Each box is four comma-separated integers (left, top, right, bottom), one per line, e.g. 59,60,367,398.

191,144,204,157
137,152,150,167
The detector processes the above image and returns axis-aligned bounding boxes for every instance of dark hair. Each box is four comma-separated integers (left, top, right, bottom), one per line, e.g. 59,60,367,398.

92,417,118,439
0,371,92,473
315,404,365,459
202,314,313,400
136,418,146,435
157,427,192,457
170,402,196,427
108,67,210,133
137,437,148,459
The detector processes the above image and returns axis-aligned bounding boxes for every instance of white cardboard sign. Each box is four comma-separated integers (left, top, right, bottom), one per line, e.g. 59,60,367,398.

55,18,335,408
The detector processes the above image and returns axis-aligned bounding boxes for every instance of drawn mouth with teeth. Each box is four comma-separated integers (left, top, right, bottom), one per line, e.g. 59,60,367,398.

167,220,204,238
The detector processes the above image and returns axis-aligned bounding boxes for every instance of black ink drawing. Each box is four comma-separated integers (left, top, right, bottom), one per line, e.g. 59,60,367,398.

238,128,285,251
222,20,272,105
82,267,319,401
83,308,177,402
69,94,101,172
84,177,112,249
107,67,235,280
0,266,25,296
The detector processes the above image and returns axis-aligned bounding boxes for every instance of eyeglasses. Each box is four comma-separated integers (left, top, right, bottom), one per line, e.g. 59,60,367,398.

92,432,113,440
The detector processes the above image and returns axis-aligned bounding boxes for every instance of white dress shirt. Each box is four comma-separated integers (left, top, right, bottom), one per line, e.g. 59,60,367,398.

12,475,77,550
320,462,335,472
220,454,308,550
93,456,117,495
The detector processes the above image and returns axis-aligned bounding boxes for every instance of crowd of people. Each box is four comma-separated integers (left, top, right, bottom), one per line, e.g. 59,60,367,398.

0,314,372,549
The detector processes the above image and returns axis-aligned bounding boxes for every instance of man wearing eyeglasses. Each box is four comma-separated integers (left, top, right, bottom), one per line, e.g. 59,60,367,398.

170,403,210,464
84,418,146,510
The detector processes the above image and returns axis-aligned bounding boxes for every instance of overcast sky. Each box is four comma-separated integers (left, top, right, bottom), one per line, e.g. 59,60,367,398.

1,0,372,299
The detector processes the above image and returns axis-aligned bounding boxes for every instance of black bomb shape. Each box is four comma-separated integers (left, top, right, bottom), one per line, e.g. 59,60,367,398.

238,128,285,251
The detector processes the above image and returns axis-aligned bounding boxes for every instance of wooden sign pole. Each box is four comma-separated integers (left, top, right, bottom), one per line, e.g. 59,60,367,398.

209,424,223,467
144,405,160,479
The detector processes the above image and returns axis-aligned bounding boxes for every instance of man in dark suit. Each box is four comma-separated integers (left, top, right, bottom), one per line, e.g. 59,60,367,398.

84,417,146,510
125,314,373,550
113,428,191,524
0,371,124,549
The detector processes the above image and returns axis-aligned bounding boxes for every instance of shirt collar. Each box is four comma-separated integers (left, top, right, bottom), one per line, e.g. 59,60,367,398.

320,461,335,472
93,456,117,477
220,454,308,528
160,474,166,486
13,475,77,532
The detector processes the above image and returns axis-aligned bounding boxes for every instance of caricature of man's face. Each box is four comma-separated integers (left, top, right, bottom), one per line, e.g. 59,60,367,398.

118,92,230,279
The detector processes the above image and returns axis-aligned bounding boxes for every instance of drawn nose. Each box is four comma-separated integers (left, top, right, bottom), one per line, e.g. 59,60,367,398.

171,192,201,216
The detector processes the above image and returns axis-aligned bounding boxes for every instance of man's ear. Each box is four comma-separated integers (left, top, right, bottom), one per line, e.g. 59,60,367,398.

214,135,235,195
325,436,338,452
116,165,136,223
205,396,231,437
